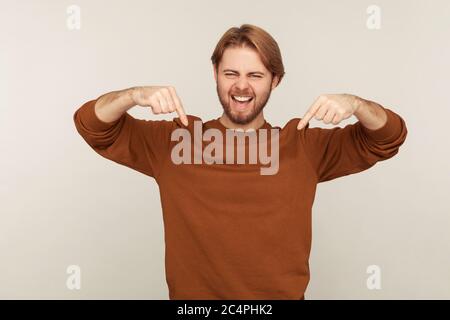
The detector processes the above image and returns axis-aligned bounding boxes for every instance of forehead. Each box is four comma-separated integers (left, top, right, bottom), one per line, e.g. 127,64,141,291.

220,46,267,72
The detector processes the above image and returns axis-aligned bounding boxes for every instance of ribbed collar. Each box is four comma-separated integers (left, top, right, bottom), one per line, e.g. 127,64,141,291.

205,117,272,134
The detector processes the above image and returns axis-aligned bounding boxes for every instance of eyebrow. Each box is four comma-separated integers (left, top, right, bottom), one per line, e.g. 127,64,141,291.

222,69,265,76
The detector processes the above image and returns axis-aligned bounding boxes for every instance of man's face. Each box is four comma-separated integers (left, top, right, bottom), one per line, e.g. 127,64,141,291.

214,46,278,125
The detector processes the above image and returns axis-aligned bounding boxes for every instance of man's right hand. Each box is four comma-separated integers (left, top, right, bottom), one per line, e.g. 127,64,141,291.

130,86,189,126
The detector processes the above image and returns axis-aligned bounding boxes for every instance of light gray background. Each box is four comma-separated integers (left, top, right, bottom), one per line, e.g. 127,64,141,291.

1,0,449,299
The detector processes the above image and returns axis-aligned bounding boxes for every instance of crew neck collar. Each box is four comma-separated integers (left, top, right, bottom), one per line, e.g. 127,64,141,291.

207,117,272,133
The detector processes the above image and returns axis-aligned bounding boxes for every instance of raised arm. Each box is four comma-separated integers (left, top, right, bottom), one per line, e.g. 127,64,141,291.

297,94,408,183
73,86,188,179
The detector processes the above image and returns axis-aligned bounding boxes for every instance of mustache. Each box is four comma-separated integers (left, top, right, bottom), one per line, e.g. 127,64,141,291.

230,93,254,96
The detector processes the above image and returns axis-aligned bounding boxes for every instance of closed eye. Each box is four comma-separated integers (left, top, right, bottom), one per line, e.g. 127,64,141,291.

225,73,262,78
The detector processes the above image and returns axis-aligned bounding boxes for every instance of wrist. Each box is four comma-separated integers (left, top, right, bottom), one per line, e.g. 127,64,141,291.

352,95,363,113
123,87,138,107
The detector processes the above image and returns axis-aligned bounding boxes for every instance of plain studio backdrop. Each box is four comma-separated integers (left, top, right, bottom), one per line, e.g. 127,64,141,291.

1,0,449,299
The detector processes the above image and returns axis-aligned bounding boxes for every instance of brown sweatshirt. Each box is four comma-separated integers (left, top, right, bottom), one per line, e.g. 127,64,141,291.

73,98,407,300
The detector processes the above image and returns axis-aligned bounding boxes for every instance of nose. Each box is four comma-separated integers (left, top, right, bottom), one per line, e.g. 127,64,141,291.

233,77,251,93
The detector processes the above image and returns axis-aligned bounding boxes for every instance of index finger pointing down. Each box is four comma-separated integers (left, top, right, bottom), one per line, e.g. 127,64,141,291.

169,87,188,126
297,97,322,130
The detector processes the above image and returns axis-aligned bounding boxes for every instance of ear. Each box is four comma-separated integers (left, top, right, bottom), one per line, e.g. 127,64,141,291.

271,74,280,90
213,64,217,82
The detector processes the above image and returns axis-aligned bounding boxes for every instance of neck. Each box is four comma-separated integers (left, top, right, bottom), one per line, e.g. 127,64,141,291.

219,112,265,131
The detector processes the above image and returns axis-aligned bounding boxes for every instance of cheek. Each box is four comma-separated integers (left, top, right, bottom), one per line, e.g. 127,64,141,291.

218,81,232,94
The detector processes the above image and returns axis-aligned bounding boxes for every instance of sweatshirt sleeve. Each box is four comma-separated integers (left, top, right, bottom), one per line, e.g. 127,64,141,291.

73,98,179,179
299,106,408,183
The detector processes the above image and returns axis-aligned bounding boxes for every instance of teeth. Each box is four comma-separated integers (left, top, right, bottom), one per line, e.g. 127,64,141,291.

233,95,252,102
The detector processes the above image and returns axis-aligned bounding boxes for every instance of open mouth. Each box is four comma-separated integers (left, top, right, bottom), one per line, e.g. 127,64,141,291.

231,95,254,110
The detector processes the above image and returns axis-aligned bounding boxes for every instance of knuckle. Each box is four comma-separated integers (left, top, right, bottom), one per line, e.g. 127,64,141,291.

147,96,156,106
168,86,177,95
162,87,170,94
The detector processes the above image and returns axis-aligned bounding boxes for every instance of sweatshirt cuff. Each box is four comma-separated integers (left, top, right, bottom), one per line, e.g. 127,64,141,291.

359,107,402,142
76,98,122,131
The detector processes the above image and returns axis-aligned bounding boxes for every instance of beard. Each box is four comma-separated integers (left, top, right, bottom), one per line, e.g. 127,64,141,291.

216,82,272,125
